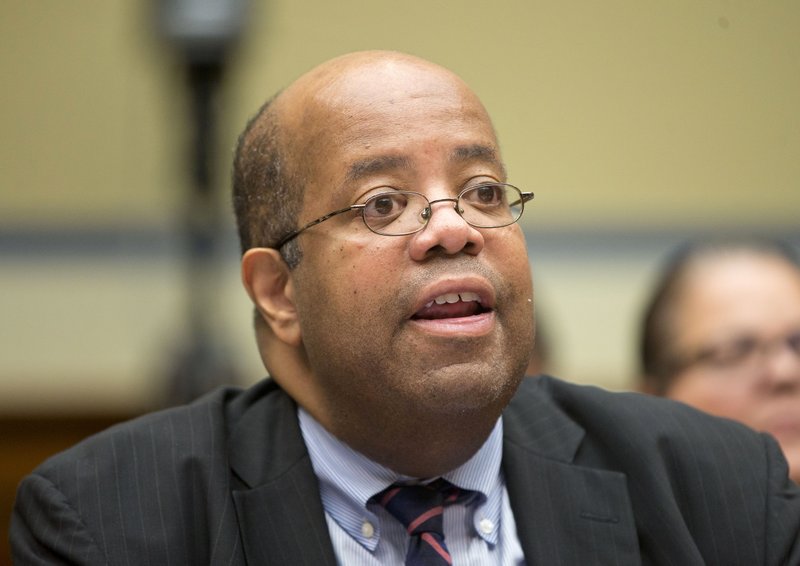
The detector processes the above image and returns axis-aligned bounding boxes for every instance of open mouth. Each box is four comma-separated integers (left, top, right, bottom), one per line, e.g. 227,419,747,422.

411,292,492,320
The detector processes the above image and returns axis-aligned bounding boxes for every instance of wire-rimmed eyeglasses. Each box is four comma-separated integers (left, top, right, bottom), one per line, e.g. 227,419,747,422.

275,182,534,249
675,329,800,375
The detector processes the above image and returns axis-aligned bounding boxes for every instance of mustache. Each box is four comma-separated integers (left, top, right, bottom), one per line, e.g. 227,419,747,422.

395,257,511,309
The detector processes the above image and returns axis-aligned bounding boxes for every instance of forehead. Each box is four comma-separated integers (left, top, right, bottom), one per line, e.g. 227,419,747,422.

283,58,501,198
342,144,504,185
676,254,800,343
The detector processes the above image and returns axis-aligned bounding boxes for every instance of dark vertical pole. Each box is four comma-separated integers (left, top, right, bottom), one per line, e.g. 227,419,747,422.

155,0,248,406
163,60,237,406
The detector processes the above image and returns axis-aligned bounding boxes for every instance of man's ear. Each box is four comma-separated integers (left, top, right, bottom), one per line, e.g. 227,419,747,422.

241,248,301,346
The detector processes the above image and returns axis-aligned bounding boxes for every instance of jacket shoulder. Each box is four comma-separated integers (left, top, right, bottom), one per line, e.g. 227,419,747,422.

36,385,241,472
515,374,763,447
507,376,800,564
11,379,284,565
32,378,283,474
508,375,780,486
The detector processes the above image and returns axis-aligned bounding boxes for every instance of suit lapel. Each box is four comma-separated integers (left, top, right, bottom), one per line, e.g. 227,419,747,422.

225,377,642,564
503,378,641,565
228,383,337,566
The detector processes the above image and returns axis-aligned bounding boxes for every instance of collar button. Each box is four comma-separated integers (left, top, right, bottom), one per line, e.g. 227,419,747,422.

361,520,375,538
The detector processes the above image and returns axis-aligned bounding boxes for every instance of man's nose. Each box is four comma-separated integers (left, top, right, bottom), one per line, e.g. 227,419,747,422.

408,199,484,261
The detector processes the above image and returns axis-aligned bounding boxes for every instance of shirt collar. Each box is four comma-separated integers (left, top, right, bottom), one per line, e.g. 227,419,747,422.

298,408,504,550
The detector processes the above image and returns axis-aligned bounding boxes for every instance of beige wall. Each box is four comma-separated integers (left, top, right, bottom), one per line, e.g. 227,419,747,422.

2,1,799,412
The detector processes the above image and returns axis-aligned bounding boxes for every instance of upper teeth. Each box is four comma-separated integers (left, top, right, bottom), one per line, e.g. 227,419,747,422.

426,292,480,308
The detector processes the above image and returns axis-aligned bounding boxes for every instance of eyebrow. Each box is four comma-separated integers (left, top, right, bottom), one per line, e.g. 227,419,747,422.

346,155,411,183
344,143,506,184
450,144,506,177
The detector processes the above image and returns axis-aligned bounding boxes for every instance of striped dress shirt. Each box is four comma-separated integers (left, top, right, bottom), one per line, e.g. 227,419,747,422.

298,408,525,565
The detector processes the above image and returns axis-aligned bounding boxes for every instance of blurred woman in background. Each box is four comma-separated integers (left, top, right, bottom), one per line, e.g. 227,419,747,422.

639,237,800,483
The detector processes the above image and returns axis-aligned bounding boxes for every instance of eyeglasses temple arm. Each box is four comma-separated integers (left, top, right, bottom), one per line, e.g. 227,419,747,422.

275,204,364,249
509,192,535,207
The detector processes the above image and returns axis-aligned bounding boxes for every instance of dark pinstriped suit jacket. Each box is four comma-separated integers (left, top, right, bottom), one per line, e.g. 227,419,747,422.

11,376,800,565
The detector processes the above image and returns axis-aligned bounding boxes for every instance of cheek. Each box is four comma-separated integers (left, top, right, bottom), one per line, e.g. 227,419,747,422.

313,240,398,315
488,231,531,279
342,242,395,296
666,374,754,420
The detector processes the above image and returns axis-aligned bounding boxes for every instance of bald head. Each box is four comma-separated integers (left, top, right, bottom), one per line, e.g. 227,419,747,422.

232,51,496,266
276,50,484,124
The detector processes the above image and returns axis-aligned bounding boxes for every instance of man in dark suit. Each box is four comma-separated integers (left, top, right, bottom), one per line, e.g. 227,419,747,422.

11,51,800,565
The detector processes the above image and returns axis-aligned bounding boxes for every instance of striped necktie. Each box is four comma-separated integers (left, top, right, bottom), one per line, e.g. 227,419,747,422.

375,479,474,566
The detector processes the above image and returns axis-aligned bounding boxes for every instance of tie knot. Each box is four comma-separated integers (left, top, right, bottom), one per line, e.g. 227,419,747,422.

374,479,476,565
375,479,473,536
